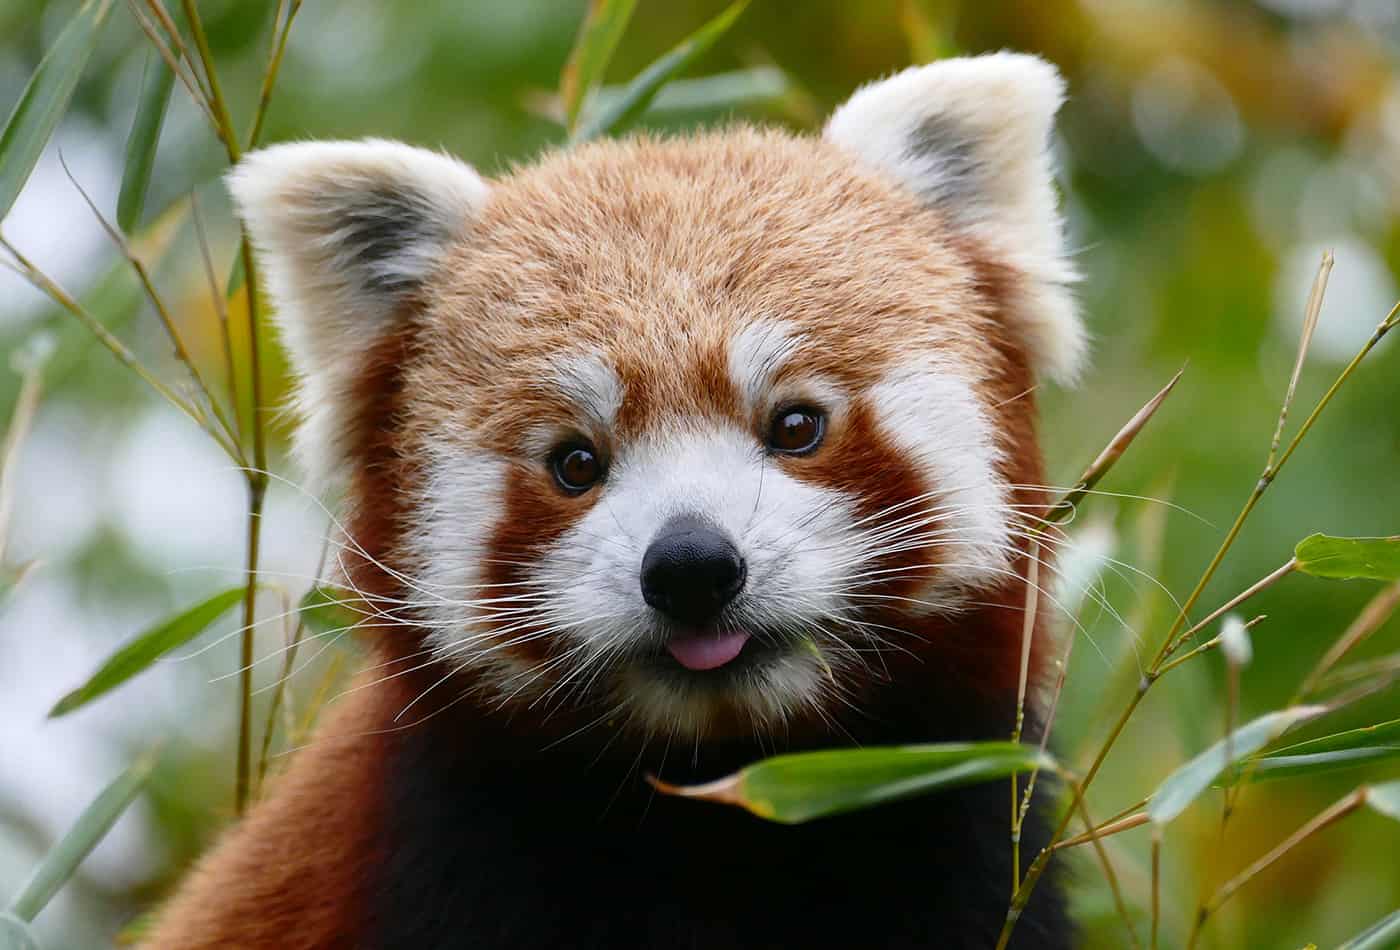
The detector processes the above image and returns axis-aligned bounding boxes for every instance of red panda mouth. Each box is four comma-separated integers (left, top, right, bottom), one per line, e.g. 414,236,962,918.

665,630,751,671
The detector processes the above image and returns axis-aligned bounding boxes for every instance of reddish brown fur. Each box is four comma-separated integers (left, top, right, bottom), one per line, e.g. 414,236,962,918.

145,126,1061,947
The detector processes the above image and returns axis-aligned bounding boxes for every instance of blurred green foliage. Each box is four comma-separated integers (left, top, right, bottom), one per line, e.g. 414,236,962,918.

1,0,1398,947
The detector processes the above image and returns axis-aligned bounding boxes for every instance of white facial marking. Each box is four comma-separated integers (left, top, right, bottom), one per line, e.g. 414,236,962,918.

548,352,624,430
728,319,803,411
405,443,514,672
867,361,1011,602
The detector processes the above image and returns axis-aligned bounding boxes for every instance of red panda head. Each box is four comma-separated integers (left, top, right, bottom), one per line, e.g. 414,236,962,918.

230,53,1084,740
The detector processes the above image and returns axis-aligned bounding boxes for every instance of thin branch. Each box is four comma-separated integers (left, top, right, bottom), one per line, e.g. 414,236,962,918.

190,190,240,442
0,235,211,436
1160,560,1295,661
246,0,302,149
1009,536,1041,890
59,154,243,460
1155,614,1266,680
1069,784,1141,950
1189,788,1368,946
125,0,218,130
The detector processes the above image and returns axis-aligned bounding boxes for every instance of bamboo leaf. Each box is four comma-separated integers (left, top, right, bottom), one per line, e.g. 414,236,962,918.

560,0,639,132
1048,367,1183,523
1338,908,1400,950
571,0,750,144
116,49,175,234
652,741,1051,824
593,66,787,117
1369,779,1400,823
1295,535,1400,582
0,0,114,223
48,586,247,717
1147,706,1327,824
298,585,367,636
1238,719,1400,782
7,752,157,922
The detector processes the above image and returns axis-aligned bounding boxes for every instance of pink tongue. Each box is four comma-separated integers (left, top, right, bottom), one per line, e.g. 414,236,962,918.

666,631,750,671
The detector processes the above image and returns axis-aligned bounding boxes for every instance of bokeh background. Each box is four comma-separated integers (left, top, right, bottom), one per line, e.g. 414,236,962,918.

1,0,1398,946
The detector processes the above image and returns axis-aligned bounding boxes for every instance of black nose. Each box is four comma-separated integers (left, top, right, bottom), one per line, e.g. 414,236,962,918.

640,516,746,625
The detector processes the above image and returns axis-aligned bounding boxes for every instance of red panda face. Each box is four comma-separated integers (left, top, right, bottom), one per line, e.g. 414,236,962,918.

229,54,1084,739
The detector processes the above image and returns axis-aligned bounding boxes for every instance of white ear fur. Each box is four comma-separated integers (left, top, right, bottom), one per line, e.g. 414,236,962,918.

227,139,489,487
824,53,1085,383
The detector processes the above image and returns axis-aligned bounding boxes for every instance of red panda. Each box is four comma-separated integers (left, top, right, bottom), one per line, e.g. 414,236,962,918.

144,53,1084,949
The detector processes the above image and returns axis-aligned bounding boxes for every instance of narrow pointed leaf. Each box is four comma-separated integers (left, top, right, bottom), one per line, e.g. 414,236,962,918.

572,0,750,144
1368,779,1400,823
1238,719,1400,782
48,586,247,717
7,752,157,922
1338,909,1400,950
0,0,114,223
560,0,639,132
1295,535,1400,582
653,741,1051,824
592,67,787,117
116,50,174,234
1147,705,1326,824
1048,367,1183,523
299,585,367,636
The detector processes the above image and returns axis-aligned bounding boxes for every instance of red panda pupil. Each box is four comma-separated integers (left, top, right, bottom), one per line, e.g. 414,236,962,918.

770,408,824,454
553,446,602,492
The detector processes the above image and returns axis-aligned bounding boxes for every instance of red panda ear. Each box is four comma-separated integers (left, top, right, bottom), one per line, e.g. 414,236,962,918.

227,139,488,488
823,53,1085,384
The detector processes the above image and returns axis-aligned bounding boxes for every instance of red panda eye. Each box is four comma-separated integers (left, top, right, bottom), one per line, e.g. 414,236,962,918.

550,443,604,494
767,407,825,455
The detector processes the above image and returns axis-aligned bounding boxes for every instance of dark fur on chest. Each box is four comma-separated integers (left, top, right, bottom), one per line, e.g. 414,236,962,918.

357,678,1071,949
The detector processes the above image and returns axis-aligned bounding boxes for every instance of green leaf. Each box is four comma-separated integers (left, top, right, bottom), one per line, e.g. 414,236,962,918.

560,0,640,132
1338,908,1400,950
7,752,157,922
1369,779,1400,823
571,0,750,144
1147,705,1327,824
1239,718,1400,782
591,67,788,118
48,586,247,717
0,0,114,223
1295,534,1400,582
116,49,174,234
298,585,367,636
653,741,1051,824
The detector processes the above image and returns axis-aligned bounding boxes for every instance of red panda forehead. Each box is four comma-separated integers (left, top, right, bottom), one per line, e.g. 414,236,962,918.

419,128,1014,443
